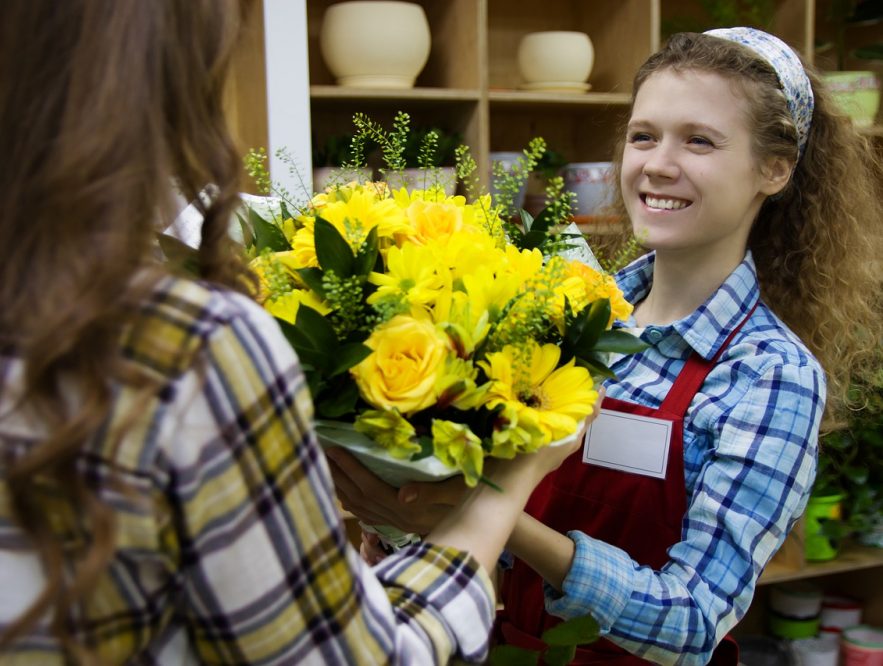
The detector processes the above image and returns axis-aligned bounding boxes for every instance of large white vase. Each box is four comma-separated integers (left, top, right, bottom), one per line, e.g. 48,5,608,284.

319,1,431,88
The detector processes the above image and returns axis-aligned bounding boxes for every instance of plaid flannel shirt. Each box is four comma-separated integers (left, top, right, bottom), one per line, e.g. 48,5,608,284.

546,252,823,665
0,276,494,664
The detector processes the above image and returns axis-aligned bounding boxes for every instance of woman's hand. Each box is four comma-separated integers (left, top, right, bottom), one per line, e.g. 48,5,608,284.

325,448,469,535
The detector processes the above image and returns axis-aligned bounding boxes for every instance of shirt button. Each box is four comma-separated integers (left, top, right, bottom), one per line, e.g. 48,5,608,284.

647,329,663,343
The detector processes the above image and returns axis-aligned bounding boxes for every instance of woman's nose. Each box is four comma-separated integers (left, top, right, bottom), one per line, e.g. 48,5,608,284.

641,144,679,180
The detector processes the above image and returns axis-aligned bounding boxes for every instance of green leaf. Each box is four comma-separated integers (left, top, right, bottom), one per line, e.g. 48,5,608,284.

411,435,435,461
314,217,354,277
541,615,600,647
157,233,200,276
575,356,617,380
296,267,327,297
592,330,649,354
542,645,576,666
489,645,539,666
328,342,372,377
519,208,536,233
569,299,611,351
275,316,330,373
250,208,289,252
317,380,360,418
353,226,380,277
522,229,550,250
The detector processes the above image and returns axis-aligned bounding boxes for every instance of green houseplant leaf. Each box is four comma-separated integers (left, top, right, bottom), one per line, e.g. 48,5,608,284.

249,207,289,252
314,217,355,278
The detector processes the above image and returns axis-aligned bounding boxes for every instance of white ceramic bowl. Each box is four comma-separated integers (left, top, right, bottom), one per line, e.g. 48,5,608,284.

517,31,594,86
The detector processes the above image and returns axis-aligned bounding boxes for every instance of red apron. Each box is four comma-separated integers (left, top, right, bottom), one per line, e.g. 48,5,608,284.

497,311,756,665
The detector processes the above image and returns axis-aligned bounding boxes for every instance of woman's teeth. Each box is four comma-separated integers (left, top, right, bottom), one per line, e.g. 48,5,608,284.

645,196,689,210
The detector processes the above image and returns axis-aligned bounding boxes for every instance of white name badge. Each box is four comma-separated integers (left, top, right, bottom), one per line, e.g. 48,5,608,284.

583,409,673,479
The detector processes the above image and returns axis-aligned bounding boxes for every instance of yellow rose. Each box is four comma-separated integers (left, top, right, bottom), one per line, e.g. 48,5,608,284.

405,199,464,244
351,315,452,415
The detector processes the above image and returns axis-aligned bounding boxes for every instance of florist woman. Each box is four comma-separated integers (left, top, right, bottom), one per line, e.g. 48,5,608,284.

329,28,883,664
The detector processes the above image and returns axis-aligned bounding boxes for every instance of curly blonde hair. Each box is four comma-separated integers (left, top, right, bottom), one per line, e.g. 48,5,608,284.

607,32,883,427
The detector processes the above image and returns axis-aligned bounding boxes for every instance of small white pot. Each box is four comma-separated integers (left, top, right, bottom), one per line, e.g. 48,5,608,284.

319,1,431,88
517,31,594,87
384,167,457,196
312,166,374,193
562,162,614,216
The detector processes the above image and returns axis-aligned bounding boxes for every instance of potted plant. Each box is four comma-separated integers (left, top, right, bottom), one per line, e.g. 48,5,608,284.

384,124,461,196
818,0,882,127
662,0,777,38
809,358,883,558
523,147,568,216
311,132,373,193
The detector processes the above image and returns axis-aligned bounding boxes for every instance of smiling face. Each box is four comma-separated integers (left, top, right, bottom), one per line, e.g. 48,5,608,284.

621,68,787,269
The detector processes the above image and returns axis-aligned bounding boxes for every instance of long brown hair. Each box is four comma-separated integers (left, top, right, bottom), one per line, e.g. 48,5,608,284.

607,32,883,426
0,0,251,655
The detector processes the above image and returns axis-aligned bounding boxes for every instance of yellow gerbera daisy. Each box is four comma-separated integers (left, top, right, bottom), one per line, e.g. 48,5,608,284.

479,341,597,444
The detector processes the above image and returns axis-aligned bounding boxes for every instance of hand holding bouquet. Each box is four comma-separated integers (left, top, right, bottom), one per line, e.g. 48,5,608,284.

241,114,644,544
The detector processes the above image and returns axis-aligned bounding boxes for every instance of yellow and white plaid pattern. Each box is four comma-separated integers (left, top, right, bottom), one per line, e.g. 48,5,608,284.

0,276,494,664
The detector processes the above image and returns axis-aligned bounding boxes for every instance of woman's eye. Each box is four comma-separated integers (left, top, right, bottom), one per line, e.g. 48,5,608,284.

628,132,653,143
688,136,713,147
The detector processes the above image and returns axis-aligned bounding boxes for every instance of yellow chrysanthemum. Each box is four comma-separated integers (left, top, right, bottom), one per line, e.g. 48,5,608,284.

354,409,420,459
292,188,410,268
479,341,597,444
431,420,484,487
367,241,447,313
560,260,633,324
264,289,330,325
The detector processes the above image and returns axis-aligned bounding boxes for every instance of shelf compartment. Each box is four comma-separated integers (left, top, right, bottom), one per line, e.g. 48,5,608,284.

305,0,481,90
489,91,632,106
488,0,659,94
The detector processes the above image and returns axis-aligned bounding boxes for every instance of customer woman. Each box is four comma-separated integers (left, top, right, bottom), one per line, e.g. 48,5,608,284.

0,2,594,663
330,28,883,664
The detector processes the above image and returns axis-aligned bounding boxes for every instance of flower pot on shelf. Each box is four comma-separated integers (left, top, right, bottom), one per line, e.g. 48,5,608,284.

384,167,457,196
312,166,373,193
319,1,431,89
822,71,881,127
563,162,615,217
804,493,845,561
516,31,594,93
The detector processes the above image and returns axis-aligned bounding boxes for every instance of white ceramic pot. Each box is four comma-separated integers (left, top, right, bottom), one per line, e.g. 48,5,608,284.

312,166,373,193
517,31,594,89
384,167,457,196
319,1,431,88
562,162,614,216
488,151,528,210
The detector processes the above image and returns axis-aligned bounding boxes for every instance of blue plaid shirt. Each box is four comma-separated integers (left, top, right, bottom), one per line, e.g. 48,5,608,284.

547,252,823,665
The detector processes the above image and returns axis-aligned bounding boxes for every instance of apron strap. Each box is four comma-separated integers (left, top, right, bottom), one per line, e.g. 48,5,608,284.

660,302,758,417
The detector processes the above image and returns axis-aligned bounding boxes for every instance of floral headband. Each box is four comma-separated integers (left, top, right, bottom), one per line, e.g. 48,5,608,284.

705,27,814,156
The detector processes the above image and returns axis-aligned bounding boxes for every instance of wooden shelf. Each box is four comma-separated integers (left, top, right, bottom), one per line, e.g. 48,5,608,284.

759,541,883,585
311,85,481,102
488,90,633,107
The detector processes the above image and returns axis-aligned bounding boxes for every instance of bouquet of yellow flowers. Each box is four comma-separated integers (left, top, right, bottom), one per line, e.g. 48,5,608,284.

241,114,642,544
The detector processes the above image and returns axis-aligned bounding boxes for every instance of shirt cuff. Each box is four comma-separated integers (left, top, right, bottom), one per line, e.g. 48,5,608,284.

544,531,635,632
376,542,496,662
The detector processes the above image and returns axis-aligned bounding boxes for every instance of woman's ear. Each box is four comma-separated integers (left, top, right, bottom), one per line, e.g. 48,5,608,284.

760,156,794,196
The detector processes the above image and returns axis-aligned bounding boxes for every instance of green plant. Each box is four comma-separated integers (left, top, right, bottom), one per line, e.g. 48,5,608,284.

822,0,883,70
813,359,883,540
401,125,461,168
312,132,359,168
662,0,776,38
489,615,600,666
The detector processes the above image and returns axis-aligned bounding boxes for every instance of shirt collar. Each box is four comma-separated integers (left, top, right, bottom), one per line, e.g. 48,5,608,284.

615,251,761,360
